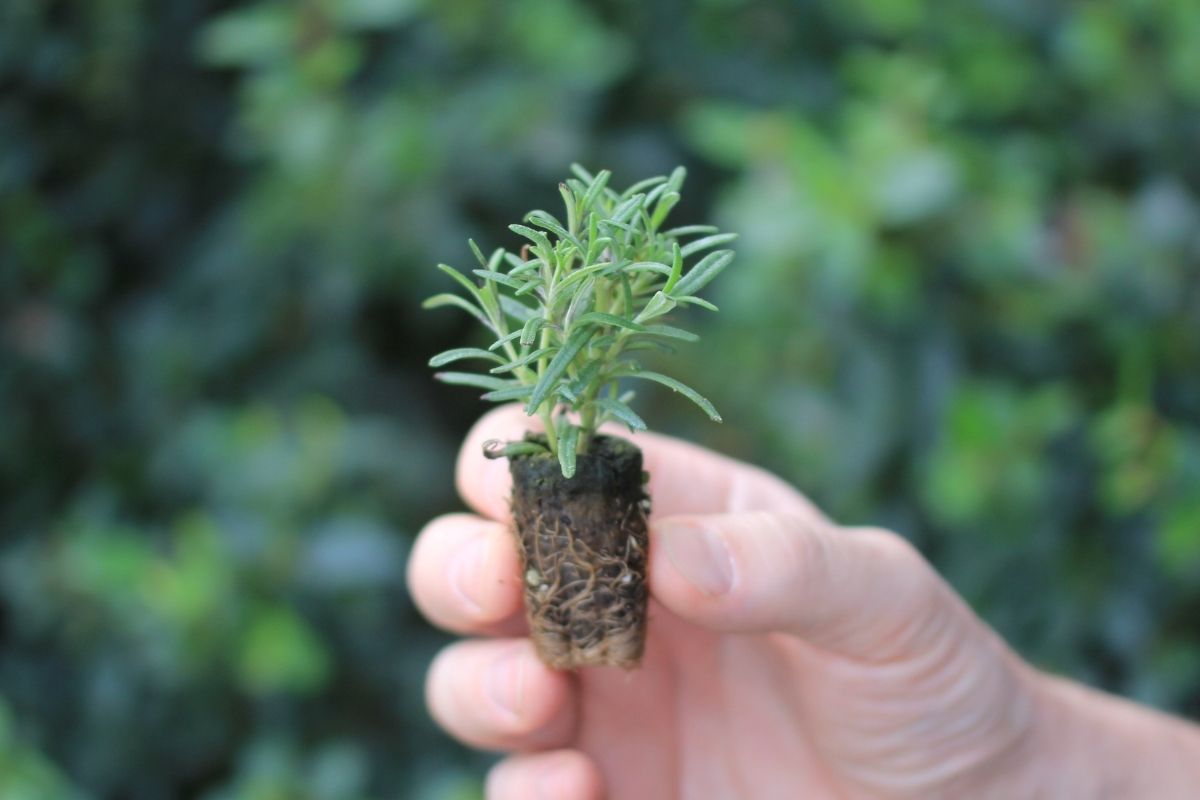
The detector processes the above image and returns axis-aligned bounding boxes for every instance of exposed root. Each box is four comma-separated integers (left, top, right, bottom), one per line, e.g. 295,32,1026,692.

518,499,647,669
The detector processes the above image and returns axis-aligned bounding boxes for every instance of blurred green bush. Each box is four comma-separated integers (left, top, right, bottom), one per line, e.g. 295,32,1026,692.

2,0,1199,796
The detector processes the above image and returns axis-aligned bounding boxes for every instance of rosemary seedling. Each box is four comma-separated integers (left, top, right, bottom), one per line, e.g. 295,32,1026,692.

426,164,732,479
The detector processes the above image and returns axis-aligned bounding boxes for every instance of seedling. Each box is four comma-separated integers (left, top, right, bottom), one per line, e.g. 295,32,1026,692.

426,165,734,669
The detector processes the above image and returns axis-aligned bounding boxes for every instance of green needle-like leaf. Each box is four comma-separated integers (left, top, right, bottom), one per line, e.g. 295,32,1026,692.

488,329,523,351
526,327,594,414
643,181,671,207
429,348,507,367
564,277,595,327
621,339,678,354
651,191,680,229
434,372,519,391
641,324,698,342
594,397,647,432
675,295,719,312
485,440,550,459
472,269,525,291
621,175,667,199
673,250,735,297
609,194,645,225
580,168,612,210
525,210,581,249
663,224,718,238
558,422,579,478
436,263,486,306
634,291,676,324
520,316,549,347
422,293,494,332
665,165,687,193
558,183,578,233
481,385,535,402
469,239,489,268
500,296,537,322
566,360,603,399
508,224,553,257
626,261,673,278
663,242,683,294
489,347,553,374
619,274,634,318
574,311,645,332
619,370,722,421
680,233,738,258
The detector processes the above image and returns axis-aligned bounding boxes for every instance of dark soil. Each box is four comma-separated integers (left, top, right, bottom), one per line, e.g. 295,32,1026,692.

508,434,649,670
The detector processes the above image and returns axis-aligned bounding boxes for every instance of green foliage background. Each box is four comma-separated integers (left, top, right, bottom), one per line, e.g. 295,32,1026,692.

3,0,1199,796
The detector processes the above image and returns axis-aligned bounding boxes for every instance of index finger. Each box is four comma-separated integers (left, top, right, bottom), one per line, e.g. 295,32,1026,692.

455,405,825,524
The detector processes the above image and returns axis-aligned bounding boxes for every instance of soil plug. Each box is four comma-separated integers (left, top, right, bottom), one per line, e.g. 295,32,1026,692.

426,164,734,669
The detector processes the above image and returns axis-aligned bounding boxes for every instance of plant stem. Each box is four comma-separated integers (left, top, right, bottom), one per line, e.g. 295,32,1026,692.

535,247,560,452
541,406,559,455
579,403,595,453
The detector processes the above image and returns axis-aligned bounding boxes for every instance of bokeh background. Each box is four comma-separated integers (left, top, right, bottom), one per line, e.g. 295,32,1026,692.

4,0,1200,797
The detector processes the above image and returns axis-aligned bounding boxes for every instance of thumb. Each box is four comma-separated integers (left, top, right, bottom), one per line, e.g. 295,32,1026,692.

649,512,958,662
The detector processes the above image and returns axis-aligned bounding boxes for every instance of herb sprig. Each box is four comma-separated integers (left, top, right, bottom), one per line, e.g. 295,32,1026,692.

426,164,734,477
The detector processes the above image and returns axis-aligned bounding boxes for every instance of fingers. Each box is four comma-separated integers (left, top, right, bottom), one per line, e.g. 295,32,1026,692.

426,639,577,752
457,404,823,524
407,513,525,636
487,750,605,800
649,513,958,662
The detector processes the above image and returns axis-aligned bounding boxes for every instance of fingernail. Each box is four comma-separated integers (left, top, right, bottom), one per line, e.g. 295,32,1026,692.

660,519,734,596
450,536,488,614
485,646,525,720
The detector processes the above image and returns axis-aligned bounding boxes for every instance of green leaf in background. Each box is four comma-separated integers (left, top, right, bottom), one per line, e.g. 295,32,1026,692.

1157,495,1200,574
236,607,331,695
12,0,1200,794
0,699,78,799
196,4,295,67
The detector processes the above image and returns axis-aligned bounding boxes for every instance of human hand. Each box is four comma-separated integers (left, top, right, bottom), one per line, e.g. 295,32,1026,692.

408,407,1200,799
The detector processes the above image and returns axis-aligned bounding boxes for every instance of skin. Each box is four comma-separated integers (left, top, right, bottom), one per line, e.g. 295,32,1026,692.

408,406,1200,800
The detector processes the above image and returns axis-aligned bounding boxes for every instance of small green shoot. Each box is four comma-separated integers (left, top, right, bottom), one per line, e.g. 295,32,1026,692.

426,165,734,477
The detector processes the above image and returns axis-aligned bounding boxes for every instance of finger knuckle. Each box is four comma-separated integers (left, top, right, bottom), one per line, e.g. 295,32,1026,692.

860,526,920,564
774,511,832,564
859,526,942,609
